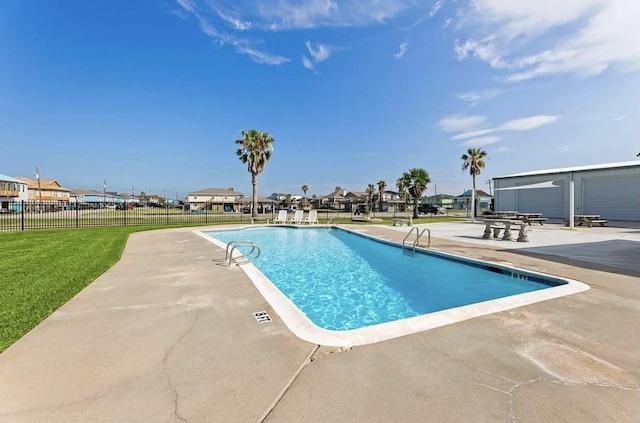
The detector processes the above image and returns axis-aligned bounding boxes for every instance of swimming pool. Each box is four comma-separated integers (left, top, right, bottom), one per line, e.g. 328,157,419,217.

199,226,589,346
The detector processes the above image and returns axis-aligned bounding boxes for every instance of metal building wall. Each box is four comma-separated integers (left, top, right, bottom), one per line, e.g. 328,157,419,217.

494,163,640,221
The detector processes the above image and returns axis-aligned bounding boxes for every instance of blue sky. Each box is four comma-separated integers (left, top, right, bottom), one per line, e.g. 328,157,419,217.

1,0,638,200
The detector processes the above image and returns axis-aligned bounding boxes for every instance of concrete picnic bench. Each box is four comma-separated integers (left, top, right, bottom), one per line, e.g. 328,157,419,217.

392,217,413,227
479,218,529,242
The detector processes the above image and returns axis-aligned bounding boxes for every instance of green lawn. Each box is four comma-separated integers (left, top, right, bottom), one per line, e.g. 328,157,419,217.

0,227,153,353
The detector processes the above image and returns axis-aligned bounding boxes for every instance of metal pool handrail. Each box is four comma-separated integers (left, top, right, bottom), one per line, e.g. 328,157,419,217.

225,240,261,266
323,214,337,228
402,227,430,255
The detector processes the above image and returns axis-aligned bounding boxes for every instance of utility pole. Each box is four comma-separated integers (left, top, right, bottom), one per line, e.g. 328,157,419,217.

486,179,493,196
36,164,42,212
103,179,106,208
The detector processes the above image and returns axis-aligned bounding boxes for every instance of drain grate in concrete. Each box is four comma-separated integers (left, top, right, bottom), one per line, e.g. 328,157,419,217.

253,311,272,323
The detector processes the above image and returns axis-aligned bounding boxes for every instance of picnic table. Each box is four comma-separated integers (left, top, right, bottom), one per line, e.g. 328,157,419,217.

516,212,547,225
487,211,546,226
565,214,608,227
479,218,529,242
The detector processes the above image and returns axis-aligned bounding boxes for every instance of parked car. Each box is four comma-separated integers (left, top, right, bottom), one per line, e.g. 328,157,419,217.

418,205,446,215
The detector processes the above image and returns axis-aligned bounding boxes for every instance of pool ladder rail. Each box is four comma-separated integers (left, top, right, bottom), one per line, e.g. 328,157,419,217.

402,227,430,256
225,240,261,266
323,214,338,229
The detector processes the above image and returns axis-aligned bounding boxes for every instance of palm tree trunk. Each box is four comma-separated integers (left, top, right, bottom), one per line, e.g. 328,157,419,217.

251,172,258,218
471,176,476,223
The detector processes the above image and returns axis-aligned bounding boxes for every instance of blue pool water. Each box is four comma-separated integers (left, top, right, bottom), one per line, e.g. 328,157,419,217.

204,227,564,331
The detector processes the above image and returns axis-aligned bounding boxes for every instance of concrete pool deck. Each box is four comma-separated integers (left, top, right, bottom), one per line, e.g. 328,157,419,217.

0,222,638,422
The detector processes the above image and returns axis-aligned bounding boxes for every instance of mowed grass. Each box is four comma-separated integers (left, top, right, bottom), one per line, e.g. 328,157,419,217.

0,227,150,353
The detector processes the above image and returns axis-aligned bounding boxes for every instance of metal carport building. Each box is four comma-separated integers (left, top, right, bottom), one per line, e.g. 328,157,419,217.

493,161,640,222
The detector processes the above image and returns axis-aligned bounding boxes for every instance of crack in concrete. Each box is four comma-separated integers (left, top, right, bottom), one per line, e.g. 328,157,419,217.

161,307,200,423
309,346,353,362
258,344,322,423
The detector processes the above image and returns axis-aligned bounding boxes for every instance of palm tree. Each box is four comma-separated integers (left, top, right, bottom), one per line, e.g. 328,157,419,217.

377,180,386,212
461,148,488,222
400,168,431,219
366,183,375,213
301,184,309,208
396,177,407,212
235,129,274,218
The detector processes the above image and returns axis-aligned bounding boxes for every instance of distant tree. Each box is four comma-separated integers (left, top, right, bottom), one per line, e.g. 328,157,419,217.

461,148,488,222
377,180,386,211
400,168,431,219
235,129,274,218
366,183,375,212
281,193,293,209
396,177,407,206
301,185,309,197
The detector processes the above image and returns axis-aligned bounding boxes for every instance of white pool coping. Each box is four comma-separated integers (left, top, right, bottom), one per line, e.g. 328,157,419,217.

195,226,590,347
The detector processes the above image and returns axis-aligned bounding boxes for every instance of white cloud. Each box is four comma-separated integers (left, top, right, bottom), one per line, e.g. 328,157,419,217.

306,41,332,62
452,128,496,140
459,136,502,147
456,88,503,103
302,55,314,69
217,10,252,30
174,0,414,64
557,145,571,152
231,0,411,30
302,41,332,70
393,42,408,59
429,0,444,17
437,114,487,132
235,45,290,65
497,115,559,131
447,114,560,140
455,0,640,81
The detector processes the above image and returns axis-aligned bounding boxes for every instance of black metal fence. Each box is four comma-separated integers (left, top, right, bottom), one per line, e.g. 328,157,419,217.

0,201,270,231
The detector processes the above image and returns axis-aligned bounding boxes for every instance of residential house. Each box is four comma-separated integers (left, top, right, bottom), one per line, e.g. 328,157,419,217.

0,173,29,212
15,177,71,211
421,193,455,210
269,193,302,210
187,188,245,212
344,191,369,212
317,188,347,210
374,190,403,212
453,189,493,212
69,189,138,208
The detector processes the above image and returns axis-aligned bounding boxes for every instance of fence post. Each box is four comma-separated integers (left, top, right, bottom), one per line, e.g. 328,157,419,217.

21,200,25,231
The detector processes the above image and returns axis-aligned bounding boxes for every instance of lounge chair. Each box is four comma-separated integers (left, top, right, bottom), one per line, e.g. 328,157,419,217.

289,210,304,224
273,210,288,224
303,210,318,225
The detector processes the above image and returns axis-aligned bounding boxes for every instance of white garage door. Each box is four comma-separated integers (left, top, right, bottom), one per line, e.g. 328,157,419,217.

582,175,640,221
516,186,564,218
